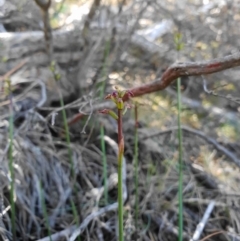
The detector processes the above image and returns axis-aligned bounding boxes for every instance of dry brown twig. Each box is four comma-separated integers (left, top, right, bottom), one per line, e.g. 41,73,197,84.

202,75,240,105
0,59,28,83
140,125,240,168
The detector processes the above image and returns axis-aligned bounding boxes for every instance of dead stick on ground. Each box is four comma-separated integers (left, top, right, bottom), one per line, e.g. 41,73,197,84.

140,125,240,168
190,201,215,241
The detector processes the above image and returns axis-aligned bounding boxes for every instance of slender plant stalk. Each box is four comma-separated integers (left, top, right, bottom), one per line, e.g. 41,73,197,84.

40,181,52,241
133,104,139,230
7,79,16,240
177,77,183,241
117,108,124,241
58,94,74,175
57,88,80,241
100,125,108,204
174,31,184,241
50,64,80,240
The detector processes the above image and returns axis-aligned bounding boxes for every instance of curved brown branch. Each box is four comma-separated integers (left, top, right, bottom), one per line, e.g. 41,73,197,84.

124,52,240,100
68,52,240,125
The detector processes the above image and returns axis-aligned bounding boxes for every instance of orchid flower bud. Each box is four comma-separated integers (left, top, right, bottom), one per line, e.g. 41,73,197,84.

117,98,124,110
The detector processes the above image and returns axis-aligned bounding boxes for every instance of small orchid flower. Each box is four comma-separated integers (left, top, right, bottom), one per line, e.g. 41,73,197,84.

100,87,134,118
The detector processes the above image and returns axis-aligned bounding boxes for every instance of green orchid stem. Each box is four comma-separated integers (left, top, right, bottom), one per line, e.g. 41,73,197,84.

117,109,124,241
177,77,183,241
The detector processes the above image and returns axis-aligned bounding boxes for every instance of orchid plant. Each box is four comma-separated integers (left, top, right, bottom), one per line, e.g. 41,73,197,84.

100,86,133,241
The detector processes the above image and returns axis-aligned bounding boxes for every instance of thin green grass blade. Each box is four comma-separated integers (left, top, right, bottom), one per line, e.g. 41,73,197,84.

134,105,139,231
59,96,73,175
50,62,80,240
58,90,81,241
174,30,184,241
100,125,108,204
40,181,52,241
70,198,80,228
7,80,16,240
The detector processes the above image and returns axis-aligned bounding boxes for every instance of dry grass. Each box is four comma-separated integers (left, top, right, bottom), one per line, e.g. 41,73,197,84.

1,105,240,241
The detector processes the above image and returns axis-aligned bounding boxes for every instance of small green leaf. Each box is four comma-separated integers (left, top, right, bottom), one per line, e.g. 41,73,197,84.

174,32,184,51
108,110,118,120
176,42,184,51
49,61,56,72
55,73,61,81
99,109,118,120
123,106,128,115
